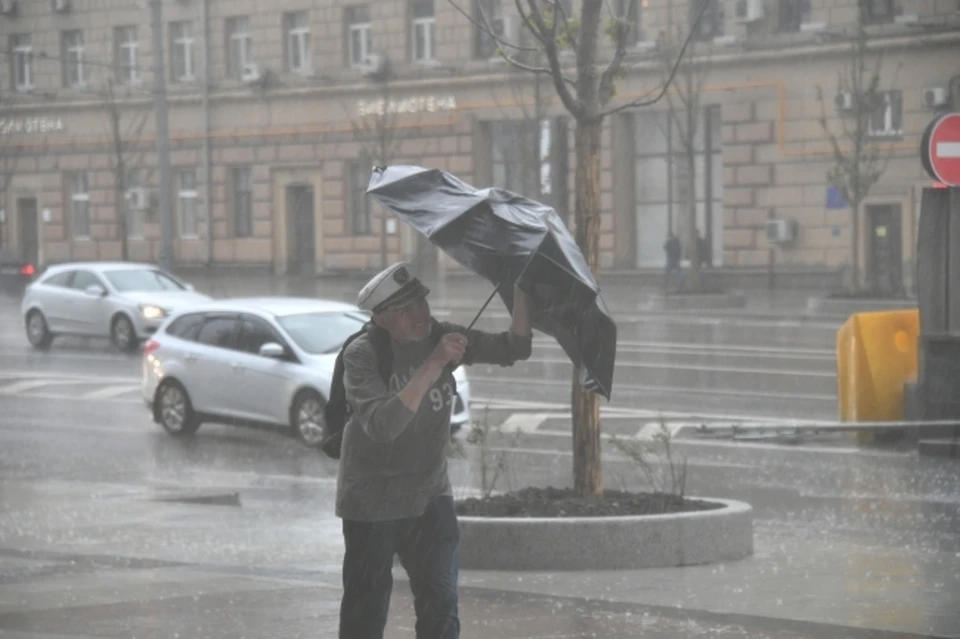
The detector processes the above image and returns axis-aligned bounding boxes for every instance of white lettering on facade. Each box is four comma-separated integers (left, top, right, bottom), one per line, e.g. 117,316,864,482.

0,118,66,136
356,95,457,118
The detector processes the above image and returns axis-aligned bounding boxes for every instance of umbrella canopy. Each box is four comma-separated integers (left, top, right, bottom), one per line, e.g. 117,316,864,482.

367,165,616,399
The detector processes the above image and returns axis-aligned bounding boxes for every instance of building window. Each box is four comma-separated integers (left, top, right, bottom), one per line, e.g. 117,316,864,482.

475,0,501,59
868,90,902,138
350,162,372,235
411,0,436,62
178,169,199,239
285,11,312,74
232,167,253,238
124,169,145,240
632,107,723,267
62,30,85,88
859,0,894,23
347,6,373,67
226,16,253,80
68,172,90,239
10,34,33,92
778,0,811,31
114,26,139,85
491,120,542,197
691,0,723,41
170,21,194,82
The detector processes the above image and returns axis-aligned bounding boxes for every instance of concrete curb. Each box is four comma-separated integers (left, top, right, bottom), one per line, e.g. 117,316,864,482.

805,296,917,318
918,438,960,458
457,497,753,571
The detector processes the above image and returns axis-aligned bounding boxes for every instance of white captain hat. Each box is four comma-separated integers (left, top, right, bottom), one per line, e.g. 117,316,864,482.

357,261,431,314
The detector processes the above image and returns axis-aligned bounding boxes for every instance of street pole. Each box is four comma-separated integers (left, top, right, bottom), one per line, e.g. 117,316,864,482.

150,0,175,272
199,0,212,267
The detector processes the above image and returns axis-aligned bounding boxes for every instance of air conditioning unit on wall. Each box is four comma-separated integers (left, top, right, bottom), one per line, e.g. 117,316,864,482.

241,63,262,83
923,86,949,109
733,0,765,23
766,219,798,244
126,187,149,211
835,91,854,111
51,0,69,13
359,53,387,77
0,0,17,16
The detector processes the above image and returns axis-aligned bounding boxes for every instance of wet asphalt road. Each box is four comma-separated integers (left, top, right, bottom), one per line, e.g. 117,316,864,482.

1,286,959,638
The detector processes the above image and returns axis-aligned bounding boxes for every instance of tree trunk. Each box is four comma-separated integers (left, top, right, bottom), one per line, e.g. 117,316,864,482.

850,199,860,293
571,119,603,498
684,144,700,293
116,186,129,262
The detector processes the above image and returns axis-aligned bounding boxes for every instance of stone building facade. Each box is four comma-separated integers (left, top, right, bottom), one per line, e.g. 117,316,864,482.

1,0,958,291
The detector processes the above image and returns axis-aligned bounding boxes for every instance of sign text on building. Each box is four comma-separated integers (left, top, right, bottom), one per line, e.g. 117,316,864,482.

357,95,457,118
0,117,66,136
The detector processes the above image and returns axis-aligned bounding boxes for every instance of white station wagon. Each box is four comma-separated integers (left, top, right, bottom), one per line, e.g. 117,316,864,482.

21,261,212,352
142,297,472,448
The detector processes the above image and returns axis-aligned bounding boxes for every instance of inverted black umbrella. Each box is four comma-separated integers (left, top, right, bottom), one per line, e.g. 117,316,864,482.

366,165,616,399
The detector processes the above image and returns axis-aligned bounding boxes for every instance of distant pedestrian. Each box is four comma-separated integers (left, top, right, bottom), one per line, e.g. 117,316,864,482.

336,261,533,639
663,232,682,293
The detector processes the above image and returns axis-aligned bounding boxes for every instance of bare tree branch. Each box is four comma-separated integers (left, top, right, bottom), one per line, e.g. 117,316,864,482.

596,0,714,118
549,0,580,54
448,0,580,86
521,0,584,118
598,0,633,104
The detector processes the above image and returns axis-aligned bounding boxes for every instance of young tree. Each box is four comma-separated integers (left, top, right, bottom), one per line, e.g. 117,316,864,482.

100,78,150,261
657,7,710,293
815,11,899,295
453,0,707,496
348,59,441,272
0,89,22,247
492,64,559,207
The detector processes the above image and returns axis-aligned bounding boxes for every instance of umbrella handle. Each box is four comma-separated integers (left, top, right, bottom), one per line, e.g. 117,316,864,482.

444,280,504,375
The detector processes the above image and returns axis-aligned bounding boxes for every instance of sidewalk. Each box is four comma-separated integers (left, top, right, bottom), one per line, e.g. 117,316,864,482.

1,475,957,639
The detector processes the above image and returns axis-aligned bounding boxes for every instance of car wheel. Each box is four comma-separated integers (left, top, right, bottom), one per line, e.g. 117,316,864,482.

111,314,137,352
25,310,53,350
291,390,327,448
155,379,201,437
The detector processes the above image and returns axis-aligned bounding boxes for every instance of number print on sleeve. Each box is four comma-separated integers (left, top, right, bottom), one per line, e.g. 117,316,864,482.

429,382,455,413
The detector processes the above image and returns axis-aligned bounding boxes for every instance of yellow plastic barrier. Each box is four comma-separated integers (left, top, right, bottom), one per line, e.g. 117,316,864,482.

836,309,919,429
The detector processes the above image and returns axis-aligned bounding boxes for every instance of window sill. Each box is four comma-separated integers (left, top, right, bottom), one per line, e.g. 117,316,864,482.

868,131,903,141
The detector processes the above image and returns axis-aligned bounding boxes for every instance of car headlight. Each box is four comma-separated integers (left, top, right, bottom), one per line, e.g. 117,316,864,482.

139,304,167,320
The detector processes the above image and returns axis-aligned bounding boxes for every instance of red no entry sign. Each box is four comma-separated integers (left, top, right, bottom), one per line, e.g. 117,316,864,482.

921,112,960,187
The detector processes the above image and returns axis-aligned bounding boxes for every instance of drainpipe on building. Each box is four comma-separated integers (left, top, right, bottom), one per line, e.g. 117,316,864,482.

199,0,213,268
150,0,175,273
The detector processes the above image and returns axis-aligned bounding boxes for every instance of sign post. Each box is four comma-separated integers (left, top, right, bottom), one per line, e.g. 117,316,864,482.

921,112,960,187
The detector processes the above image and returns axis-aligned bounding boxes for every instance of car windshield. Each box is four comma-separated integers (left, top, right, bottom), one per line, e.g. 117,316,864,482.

277,310,369,355
104,269,186,293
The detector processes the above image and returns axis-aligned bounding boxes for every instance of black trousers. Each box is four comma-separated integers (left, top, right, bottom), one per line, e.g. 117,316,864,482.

339,496,461,639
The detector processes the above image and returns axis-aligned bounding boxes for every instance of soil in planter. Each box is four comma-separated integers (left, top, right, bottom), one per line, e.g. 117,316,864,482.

455,486,723,518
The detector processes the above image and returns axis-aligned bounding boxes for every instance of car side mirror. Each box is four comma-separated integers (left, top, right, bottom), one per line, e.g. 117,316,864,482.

85,284,106,297
259,342,286,359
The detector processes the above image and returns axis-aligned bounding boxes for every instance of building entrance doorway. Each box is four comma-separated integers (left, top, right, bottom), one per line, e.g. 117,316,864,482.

286,185,315,275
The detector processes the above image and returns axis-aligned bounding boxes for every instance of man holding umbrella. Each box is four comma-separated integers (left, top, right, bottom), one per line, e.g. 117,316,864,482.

337,260,533,639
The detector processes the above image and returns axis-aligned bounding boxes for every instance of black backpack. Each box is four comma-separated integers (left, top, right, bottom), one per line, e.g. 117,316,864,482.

320,320,457,459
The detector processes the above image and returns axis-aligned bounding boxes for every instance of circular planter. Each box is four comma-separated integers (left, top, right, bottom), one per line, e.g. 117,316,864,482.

457,497,752,571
